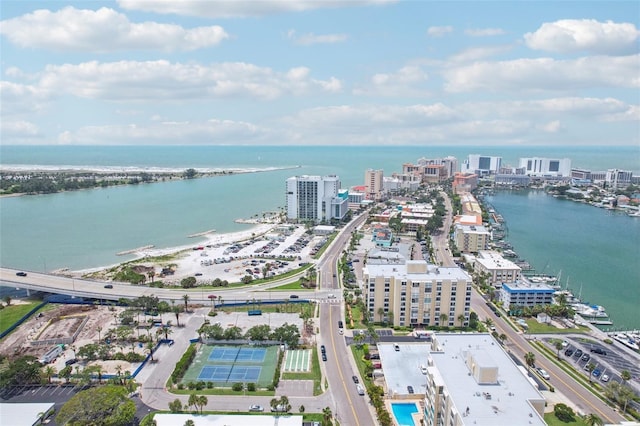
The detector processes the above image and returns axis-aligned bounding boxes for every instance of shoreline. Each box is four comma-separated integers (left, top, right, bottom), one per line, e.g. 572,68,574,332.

0,165,301,198
68,222,278,277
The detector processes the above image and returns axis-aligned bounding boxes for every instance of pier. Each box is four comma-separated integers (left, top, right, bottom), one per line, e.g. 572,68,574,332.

116,245,154,255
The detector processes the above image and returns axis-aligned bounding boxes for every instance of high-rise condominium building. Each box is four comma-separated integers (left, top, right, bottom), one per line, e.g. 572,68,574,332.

286,175,348,223
364,169,384,200
518,157,571,177
363,260,472,327
462,155,502,176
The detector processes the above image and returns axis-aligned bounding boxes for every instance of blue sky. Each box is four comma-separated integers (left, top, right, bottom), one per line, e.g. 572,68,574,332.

1,0,638,146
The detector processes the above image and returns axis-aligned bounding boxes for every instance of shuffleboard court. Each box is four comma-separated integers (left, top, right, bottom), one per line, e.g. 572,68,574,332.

283,349,311,372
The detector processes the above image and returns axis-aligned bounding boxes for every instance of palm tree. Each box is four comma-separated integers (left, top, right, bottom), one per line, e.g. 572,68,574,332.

182,294,190,313
585,363,595,383
188,393,198,412
270,398,280,412
322,406,333,425
147,269,155,284
554,341,564,359
499,333,507,345
439,313,448,326
146,340,155,361
43,365,55,384
457,314,466,327
583,413,604,426
524,352,536,373
173,304,182,326
377,307,384,324
162,325,173,340
483,318,493,330
197,395,208,414
620,369,631,384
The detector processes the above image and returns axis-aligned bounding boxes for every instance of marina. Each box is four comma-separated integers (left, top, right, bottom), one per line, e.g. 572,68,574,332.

483,194,617,328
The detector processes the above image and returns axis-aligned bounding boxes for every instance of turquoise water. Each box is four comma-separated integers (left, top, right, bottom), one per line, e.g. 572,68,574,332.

485,191,640,331
391,403,418,426
1,145,638,329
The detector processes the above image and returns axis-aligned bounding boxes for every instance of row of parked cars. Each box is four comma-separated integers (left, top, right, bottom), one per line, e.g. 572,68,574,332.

564,346,610,382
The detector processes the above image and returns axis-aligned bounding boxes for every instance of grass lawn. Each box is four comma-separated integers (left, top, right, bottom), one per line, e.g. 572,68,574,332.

282,347,323,395
543,413,588,426
525,319,590,334
0,301,43,336
219,302,314,317
348,304,366,329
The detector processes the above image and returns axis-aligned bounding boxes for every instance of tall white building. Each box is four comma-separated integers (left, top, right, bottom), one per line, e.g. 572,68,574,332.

286,175,348,223
518,157,571,177
462,155,502,176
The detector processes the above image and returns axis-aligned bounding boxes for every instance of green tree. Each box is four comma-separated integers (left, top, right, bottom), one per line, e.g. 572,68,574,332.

223,326,243,340
43,365,56,384
169,399,183,413
377,307,384,323
553,403,575,422
554,341,564,359
59,365,72,383
583,413,604,426
524,352,536,373
197,395,208,413
2,295,12,306
322,406,333,425
0,356,43,387
173,304,182,326
188,393,198,412
439,313,448,326
183,168,197,179
245,324,272,341
181,277,196,289
271,323,301,349
585,363,595,382
620,370,631,384
182,294,190,312
56,385,135,426
184,420,195,426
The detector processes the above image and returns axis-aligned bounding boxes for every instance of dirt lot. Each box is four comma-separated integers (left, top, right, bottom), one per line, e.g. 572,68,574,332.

0,304,120,361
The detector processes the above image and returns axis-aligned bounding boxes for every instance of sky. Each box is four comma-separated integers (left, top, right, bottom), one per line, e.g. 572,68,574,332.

0,0,638,146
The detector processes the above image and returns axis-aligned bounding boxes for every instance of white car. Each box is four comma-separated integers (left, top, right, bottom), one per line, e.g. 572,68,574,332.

327,294,336,299
601,374,610,382
249,405,264,412
536,368,550,380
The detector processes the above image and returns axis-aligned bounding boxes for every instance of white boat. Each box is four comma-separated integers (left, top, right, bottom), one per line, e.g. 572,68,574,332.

612,333,640,351
572,303,609,319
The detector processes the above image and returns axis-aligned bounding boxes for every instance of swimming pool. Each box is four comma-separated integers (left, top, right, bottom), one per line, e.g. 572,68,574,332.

391,402,418,426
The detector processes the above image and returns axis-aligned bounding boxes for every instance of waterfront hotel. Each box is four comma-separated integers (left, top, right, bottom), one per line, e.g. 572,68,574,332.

286,175,349,223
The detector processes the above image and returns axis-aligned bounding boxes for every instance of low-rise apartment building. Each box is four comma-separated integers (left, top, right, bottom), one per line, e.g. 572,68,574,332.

499,280,556,308
453,224,490,254
472,251,521,286
364,260,472,327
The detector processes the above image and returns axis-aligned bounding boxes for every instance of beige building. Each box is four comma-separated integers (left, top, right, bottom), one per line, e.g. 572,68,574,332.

365,169,384,200
472,250,521,286
453,224,490,254
363,260,472,327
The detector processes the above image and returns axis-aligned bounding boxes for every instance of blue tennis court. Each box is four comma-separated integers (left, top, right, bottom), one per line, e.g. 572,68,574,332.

207,347,266,362
197,365,261,382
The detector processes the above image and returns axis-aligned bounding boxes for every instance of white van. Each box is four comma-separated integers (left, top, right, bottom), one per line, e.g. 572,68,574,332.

356,384,365,395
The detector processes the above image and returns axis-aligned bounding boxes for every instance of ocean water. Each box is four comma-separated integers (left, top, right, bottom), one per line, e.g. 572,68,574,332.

1,145,638,328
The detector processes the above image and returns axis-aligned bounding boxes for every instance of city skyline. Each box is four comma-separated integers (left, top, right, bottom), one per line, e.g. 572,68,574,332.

1,0,638,147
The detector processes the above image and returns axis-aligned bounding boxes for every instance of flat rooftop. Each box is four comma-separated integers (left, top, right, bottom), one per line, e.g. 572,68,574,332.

364,263,471,281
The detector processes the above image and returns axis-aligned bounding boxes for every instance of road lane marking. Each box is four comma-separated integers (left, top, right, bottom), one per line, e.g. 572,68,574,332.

329,304,360,426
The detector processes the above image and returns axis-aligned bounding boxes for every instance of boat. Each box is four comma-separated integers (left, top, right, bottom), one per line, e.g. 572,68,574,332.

571,303,609,319
611,333,640,351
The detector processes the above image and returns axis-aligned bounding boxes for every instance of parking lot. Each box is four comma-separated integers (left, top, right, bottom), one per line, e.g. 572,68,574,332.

546,336,640,392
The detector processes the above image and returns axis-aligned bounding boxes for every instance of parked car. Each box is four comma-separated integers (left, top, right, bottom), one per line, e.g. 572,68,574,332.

591,347,607,355
407,386,414,394
581,353,591,362
249,405,264,412
356,384,365,395
394,344,400,351
320,345,326,354
15,271,27,277
322,353,327,362
338,321,344,328
564,348,574,357
601,374,610,382
574,349,583,358
536,368,550,380
352,375,359,384
592,369,601,378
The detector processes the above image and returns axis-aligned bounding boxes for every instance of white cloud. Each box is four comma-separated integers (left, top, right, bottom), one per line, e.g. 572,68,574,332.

0,7,228,52
524,19,639,55
448,45,512,63
57,119,267,145
354,65,428,96
0,120,41,137
287,29,348,45
443,55,640,93
427,26,453,37
117,0,396,18
36,60,342,100
0,81,49,115
539,120,561,133
465,28,506,37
